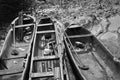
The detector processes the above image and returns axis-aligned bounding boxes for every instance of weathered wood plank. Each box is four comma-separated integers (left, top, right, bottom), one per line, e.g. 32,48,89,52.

63,58,70,80
3,55,26,60
31,72,54,78
33,56,59,61
54,20,64,80
15,23,34,28
37,23,53,27
68,34,93,38
36,30,55,34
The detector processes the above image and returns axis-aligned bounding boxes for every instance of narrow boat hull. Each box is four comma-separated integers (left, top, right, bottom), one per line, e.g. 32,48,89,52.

0,14,35,80
64,26,120,80
29,17,64,80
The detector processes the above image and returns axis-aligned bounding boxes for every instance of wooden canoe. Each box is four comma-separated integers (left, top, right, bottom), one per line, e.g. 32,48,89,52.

64,25,120,80
29,17,64,80
0,14,35,80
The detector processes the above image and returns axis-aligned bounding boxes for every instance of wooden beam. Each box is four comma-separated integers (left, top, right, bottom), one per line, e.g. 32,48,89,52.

68,34,93,38
36,30,55,34
63,57,70,80
37,23,53,27
54,21,64,80
33,56,59,61
0,68,23,75
3,55,26,60
15,23,34,28
31,72,54,78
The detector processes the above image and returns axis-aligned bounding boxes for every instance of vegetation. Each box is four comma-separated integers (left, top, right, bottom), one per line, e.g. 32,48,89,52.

0,0,120,28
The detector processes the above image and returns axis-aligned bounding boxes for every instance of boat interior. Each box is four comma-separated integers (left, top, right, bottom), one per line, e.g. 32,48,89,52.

65,27,120,80
29,18,61,80
15,15,34,25
0,15,35,80
38,17,53,24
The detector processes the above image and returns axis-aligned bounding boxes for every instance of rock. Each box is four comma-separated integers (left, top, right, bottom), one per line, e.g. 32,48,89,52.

64,22,69,28
108,15,120,32
91,24,103,36
100,18,110,32
100,32,118,40
102,40,120,58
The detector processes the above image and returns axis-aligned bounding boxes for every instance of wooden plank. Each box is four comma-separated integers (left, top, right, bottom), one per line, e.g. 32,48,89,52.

0,68,23,75
37,23,53,27
15,23,34,28
3,55,26,60
33,56,59,61
31,72,54,78
54,20,64,80
54,67,60,79
29,25,37,80
64,57,70,80
36,30,55,34
68,34,93,38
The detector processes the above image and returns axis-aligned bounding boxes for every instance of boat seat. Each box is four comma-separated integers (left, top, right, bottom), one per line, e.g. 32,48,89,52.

37,23,53,27
36,30,55,34
0,67,23,75
33,55,59,61
12,43,30,47
15,23,34,28
30,71,54,78
68,34,93,38
3,55,26,60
